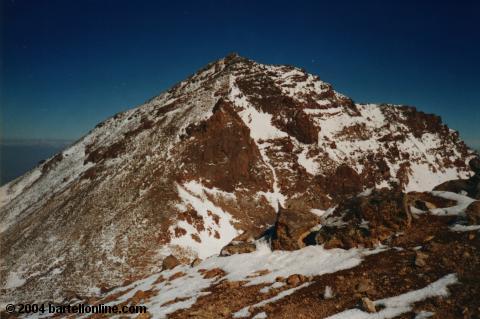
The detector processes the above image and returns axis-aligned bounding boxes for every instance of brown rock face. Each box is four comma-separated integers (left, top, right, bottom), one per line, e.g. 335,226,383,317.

432,158,480,199
325,164,362,199
434,175,480,199
271,207,321,251
180,99,269,193
355,190,412,230
315,189,412,249
284,110,319,144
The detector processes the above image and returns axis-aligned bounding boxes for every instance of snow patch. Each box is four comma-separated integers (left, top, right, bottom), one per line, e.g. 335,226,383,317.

297,148,319,175
169,181,240,259
429,191,476,216
326,273,457,319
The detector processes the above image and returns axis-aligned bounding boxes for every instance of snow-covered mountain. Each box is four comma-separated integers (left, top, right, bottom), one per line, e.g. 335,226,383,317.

1,54,478,317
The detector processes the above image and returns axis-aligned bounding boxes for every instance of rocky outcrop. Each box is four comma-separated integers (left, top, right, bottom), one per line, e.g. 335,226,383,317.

271,206,321,251
434,158,480,199
180,98,269,193
465,201,480,225
324,164,362,199
284,110,319,144
162,255,180,270
314,189,412,249
220,240,256,256
407,192,457,211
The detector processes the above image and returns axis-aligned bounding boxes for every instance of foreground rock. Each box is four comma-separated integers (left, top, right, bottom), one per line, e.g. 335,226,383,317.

220,232,257,256
162,255,180,270
271,206,321,250
465,201,480,225
314,189,412,249
361,297,376,313
220,242,256,256
407,191,457,211
47,192,480,319
434,158,480,199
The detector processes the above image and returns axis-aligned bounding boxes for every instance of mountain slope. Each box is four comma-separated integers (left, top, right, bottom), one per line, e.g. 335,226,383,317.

0,54,476,307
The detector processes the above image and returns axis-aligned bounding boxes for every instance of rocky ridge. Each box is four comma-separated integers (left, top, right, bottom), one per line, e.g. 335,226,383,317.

0,54,477,317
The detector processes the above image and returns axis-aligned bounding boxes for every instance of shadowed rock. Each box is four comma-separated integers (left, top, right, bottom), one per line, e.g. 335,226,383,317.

271,206,321,251
315,189,412,249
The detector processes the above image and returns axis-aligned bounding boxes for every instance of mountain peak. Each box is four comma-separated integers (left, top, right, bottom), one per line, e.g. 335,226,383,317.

1,56,476,308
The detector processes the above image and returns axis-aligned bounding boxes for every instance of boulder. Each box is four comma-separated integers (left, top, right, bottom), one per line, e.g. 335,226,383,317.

469,158,480,174
407,192,456,211
414,251,428,268
162,255,180,270
361,297,376,313
286,274,307,286
271,206,321,251
191,258,202,267
434,179,478,198
220,231,257,256
220,242,256,256
316,189,412,249
433,161,480,199
465,201,480,225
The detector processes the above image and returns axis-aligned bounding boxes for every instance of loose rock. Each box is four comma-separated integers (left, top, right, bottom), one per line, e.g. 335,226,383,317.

162,255,180,270
361,297,376,313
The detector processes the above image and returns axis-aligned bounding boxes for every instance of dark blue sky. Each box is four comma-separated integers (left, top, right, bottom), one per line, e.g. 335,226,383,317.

2,0,479,148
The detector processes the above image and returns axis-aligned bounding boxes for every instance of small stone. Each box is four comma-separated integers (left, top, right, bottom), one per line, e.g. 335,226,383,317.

355,278,373,293
286,274,301,286
468,233,475,240
361,297,376,313
162,255,180,270
203,267,225,279
325,237,344,249
424,201,437,210
191,258,202,267
424,235,435,242
415,251,428,267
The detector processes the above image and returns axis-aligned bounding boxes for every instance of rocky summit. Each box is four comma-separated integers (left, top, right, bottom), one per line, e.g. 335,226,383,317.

1,54,479,318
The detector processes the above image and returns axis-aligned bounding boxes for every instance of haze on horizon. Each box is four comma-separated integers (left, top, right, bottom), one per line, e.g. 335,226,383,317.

1,0,479,151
